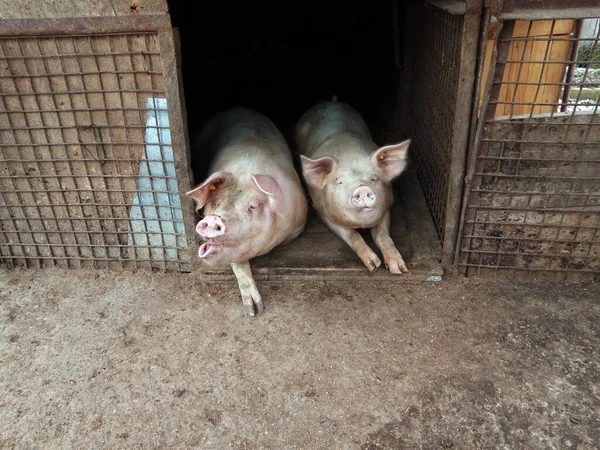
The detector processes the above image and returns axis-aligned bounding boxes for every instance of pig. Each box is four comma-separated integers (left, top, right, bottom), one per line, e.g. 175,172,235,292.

186,107,308,316
294,98,411,274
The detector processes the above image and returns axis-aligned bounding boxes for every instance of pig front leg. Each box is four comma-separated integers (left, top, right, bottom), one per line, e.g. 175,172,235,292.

322,217,382,272
370,211,409,274
231,261,264,316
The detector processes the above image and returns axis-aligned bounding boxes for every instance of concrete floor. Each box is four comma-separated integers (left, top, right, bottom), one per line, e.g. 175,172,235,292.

1,267,599,449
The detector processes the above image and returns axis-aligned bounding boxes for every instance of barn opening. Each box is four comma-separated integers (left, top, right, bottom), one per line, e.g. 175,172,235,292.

167,1,447,280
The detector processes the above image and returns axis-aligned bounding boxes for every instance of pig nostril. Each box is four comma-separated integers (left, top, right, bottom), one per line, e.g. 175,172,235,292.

200,222,208,229
216,225,221,231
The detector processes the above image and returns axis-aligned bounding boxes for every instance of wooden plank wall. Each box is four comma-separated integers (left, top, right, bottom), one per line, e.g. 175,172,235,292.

0,0,168,19
480,19,575,117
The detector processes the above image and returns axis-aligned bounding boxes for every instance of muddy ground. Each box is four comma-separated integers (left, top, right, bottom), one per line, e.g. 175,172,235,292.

0,266,599,449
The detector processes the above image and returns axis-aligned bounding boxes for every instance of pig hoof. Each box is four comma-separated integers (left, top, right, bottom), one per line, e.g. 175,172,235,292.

386,258,409,274
364,253,382,272
255,298,264,314
241,293,264,316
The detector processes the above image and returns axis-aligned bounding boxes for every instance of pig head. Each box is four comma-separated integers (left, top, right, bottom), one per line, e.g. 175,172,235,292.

299,137,410,230
186,169,288,266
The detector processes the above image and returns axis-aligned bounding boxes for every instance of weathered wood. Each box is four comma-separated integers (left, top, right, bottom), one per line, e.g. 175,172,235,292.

480,19,575,117
500,0,600,20
0,0,168,20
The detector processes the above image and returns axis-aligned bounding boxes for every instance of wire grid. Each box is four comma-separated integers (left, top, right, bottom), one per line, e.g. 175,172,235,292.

408,4,463,242
460,18,600,281
0,32,190,271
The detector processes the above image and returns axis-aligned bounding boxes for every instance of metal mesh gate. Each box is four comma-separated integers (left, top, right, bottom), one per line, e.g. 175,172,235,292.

459,18,600,281
408,5,463,242
0,29,192,271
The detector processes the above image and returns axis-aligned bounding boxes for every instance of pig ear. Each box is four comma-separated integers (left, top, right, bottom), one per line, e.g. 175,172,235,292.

371,139,411,182
300,155,337,190
251,174,286,215
185,171,232,210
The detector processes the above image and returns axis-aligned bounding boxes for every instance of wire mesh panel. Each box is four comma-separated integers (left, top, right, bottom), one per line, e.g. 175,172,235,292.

460,18,600,281
408,4,464,242
0,32,190,271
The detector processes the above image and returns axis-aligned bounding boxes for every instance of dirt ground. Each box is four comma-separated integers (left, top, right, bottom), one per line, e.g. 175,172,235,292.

0,266,599,449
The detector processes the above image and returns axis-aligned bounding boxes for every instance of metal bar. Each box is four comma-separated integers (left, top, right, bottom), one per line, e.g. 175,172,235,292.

500,37,599,44
88,34,126,267
464,220,600,227
0,106,166,114
158,27,195,272
486,80,600,86
0,50,161,60
471,173,600,180
0,174,178,179
0,241,186,249
0,88,165,96
458,263,599,273
0,124,172,131
560,20,584,112
0,228,187,237
0,202,187,208
508,20,535,119
0,142,162,147
127,33,157,268
475,156,600,163
145,37,168,271
0,188,179,194
463,234,599,243
49,36,94,268
455,19,513,275
462,249,598,259
0,70,162,78
480,139,600,145
0,158,181,163
527,20,557,119
2,38,46,267
105,33,136,266
491,100,599,107
477,119,600,125
472,191,600,198
0,255,183,262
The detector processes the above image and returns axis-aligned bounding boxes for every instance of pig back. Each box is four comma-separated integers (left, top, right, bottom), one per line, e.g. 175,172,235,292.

195,107,295,174
295,101,373,158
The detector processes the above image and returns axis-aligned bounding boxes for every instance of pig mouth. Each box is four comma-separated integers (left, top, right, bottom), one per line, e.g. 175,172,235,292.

351,204,375,212
198,240,222,258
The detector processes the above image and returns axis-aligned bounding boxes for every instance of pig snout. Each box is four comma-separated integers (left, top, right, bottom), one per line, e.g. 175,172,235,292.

196,215,226,238
351,186,377,209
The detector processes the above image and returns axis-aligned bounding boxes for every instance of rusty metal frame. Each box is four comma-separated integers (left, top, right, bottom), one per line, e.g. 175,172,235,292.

0,15,197,271
456,9,600,280
440,0,485,273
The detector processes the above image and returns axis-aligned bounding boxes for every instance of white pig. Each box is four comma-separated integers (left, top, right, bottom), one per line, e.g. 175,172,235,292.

294,98,411,274
186,107,308,316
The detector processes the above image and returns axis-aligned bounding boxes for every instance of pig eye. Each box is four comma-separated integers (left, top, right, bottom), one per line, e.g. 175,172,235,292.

370,175,379,182
335,178,343,185
248,200,260,212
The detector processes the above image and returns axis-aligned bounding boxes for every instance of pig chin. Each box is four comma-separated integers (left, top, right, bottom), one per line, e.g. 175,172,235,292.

326,203,385,229
197,240,227,266
198,240,221,259
197,239,255,267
